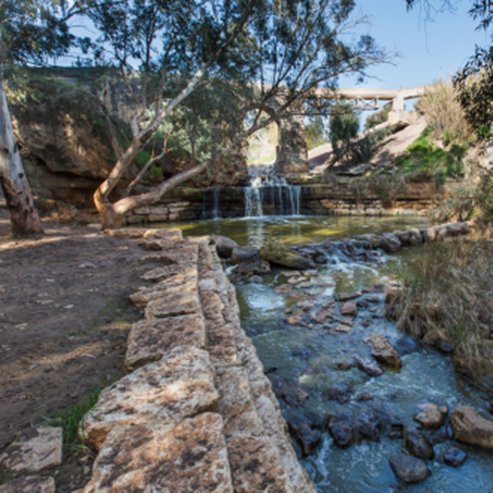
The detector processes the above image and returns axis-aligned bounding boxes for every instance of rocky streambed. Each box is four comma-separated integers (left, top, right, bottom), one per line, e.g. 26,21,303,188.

226,221,493,492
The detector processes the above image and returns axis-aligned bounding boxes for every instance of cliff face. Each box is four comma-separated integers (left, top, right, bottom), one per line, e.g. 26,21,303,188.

8,69,248,209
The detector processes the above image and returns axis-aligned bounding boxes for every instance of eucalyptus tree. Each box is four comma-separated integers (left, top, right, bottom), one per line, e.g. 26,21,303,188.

406,0,493,139
85,0,385,228
0,1,75,235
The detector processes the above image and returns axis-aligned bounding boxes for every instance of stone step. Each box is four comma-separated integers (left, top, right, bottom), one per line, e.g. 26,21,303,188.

125,314,206,370
81,345,219,449
82,413,233,493
130,275,198,307
144,290,202,318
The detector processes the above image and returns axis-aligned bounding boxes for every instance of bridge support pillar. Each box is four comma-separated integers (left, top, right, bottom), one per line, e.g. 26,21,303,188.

275,110,308,176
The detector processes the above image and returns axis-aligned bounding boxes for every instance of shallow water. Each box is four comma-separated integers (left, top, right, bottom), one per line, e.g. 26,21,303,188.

167,214,428,247
172,215,493,493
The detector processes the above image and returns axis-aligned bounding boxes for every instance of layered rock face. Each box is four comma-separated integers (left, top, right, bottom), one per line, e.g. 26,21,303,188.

80,228,315,492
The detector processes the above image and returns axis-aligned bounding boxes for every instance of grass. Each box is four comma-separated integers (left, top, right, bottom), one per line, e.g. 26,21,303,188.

50,388,102,453
392,240,493,393
396,129,466,185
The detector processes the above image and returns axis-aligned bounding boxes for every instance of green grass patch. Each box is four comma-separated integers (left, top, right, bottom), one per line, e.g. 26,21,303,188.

396,129,466,185
50,388,102,452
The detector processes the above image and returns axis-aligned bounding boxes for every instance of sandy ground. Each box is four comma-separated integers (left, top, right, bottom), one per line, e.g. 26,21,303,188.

0,209,154,491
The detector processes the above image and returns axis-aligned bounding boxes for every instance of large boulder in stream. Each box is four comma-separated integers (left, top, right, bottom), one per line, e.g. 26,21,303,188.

213,235,238,258
450,406,493,449
389,453,430,484
367,334,401,370
260,239,315,270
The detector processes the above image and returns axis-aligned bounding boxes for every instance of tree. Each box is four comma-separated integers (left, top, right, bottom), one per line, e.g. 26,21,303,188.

406,0,493,139
0,0,76,236
78,0,385,228
329,102,360,162
305,115,327,149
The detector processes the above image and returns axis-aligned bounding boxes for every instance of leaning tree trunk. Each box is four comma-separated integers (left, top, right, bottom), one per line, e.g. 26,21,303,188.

0,79,44,237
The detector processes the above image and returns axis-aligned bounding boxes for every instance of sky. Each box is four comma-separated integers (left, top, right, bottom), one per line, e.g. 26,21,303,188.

339,0,490,90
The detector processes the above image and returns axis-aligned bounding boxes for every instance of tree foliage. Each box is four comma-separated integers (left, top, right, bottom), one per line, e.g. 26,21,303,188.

329,102,360,161
406,0,493,139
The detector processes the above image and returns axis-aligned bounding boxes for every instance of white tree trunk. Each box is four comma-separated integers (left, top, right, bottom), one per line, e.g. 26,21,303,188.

0,78,44,236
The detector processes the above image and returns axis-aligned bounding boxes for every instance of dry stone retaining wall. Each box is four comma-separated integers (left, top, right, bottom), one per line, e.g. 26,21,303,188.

80,228,315,492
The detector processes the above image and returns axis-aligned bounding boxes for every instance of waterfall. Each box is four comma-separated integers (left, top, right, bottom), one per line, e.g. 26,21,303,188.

212,186,221,219
243,165,301,217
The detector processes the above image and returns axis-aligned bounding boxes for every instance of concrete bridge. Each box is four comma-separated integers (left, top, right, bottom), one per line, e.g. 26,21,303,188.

262,85,428,175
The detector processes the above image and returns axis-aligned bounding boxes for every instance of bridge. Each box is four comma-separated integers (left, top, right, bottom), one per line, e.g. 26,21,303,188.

259,85,429,174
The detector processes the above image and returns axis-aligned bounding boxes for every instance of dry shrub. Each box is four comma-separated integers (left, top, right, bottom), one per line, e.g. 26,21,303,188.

417,79,472,145
395,240,493,392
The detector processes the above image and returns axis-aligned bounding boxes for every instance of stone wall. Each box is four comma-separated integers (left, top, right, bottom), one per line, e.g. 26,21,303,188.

79,227,315,492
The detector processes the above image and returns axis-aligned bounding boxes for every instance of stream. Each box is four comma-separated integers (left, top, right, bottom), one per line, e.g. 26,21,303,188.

171,215,493,492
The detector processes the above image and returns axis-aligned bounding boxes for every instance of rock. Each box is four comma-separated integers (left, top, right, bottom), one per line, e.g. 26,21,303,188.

287,415,322,456
414,403,448,429
310,306,333,324
334,291,362,302
231,245,259,263
443,447,468,467
354,409,381,442
0,476,55,493
269,375,309,407
144,290,201,319
334,323,352,333
81,346,219,449
355,356,383,377
404,429,434,460
368,334,401,369
389,453,430,484
125,314,206,370
140,264,195,282
446,221,469,236
325,382,353,404
83,414,233,493
0,427,62,472
234,259,271,279
340,301,357,316
213,235,238,258
227,435,290,492
260,239,315,270
328,413,354,448
380,233,401,253
394,335,419,356
450,405,493,449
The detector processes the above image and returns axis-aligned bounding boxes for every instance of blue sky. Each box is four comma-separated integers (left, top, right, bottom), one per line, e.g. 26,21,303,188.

339,0,490,89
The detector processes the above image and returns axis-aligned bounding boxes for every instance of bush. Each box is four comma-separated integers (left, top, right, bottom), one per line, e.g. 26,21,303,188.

329,102,360,162
396,129,465,185
417,79,472,145
394,241,493,392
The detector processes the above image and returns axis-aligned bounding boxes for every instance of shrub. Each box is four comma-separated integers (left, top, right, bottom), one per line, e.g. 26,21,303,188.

417,79,472,145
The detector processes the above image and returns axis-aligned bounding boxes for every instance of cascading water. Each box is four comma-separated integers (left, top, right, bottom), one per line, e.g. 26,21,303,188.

244,165,301,217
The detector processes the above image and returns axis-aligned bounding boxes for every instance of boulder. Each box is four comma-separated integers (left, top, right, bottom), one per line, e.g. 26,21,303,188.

328,413,354,448
340,301,357,317
334,291,362,302
82,414,233,493
443,447,468,467
231,245,259,263
414,403,448,429
394,335,419,356
355,356,383,377
354,409,381,442
213,235,238,259
450,405,493,449
389,453,430,484
81,345,219,449
404,429,434,460
287,415,322,456
380,233,401,253
260,239,315,270
0,427,62,473
367,334,401,369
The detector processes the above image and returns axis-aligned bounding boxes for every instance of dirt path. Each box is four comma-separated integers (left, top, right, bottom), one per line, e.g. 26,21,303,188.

0,210,154,490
